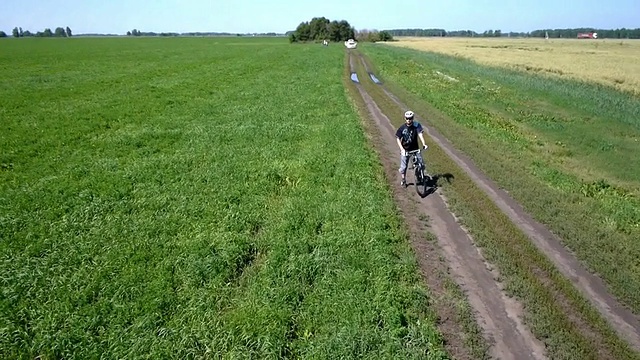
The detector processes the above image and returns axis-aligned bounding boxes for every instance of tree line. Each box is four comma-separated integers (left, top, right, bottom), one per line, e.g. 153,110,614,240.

127,29,179,37
529,28,640,39
355,29,393,42
0,27,285,38
125,30,285,37
386,27,640,39
386,28,523,37
9,26,72,37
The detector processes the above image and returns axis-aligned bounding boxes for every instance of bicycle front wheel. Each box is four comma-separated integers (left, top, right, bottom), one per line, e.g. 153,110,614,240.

415,168,429,196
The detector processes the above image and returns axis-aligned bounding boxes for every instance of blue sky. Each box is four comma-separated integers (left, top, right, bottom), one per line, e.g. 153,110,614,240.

2,0,638,35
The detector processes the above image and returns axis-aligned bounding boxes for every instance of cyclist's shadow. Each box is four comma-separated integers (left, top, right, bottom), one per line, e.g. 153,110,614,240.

417,173,455,199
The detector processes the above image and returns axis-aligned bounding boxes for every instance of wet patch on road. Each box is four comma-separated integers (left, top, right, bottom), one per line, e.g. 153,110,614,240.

368,72,382,84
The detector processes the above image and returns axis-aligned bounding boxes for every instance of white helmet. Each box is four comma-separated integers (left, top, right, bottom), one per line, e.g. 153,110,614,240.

404,110,414,120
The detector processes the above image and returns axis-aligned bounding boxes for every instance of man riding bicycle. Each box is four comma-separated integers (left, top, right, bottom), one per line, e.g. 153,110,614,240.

396,110,428,187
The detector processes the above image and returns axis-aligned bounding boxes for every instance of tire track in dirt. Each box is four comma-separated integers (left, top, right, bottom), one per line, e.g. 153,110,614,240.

352,51,640,353
348,52,547,360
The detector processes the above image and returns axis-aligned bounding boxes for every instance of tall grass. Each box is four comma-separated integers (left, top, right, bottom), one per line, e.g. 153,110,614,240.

360,43,640,314
0,38,447,359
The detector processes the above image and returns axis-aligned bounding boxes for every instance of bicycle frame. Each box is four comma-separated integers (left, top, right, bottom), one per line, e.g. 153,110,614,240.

405,149,429,194
406,149,425,172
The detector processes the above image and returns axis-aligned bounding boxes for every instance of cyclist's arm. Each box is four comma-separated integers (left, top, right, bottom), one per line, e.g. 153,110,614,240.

418,132,427,148
396,137,405,153
415,122,427,148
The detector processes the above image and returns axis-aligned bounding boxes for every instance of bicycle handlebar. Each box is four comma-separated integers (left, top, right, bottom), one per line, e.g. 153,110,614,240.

406,147,427,155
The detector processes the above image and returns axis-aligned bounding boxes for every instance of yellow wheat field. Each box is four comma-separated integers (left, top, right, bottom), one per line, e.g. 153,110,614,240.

384,37,640,95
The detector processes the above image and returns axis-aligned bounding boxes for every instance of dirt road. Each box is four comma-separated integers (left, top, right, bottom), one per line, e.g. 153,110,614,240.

347,51,640,359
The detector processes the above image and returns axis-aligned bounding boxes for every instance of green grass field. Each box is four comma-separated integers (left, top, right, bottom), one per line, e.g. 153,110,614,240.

5,35,639,359
0,38,448,359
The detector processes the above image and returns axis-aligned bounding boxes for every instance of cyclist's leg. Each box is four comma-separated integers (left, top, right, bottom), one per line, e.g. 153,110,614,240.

399,154,408,185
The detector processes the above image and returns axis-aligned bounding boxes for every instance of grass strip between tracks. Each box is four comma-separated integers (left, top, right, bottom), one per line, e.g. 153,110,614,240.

348,50,638,360
343,53,491,360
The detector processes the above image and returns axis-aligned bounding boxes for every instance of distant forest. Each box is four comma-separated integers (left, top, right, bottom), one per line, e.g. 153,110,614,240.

3,27,286,38
385,28,640,39
126,30,285,37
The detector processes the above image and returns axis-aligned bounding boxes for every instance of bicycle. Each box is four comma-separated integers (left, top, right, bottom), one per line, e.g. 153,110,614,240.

405,148,432,196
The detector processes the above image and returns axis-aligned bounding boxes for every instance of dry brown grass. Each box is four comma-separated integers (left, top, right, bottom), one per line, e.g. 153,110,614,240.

385,37,640,95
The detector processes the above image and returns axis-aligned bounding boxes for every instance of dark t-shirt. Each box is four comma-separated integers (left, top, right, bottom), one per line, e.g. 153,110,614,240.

396,122,423,151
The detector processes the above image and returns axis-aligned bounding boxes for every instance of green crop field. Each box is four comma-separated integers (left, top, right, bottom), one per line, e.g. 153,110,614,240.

0,37,448,359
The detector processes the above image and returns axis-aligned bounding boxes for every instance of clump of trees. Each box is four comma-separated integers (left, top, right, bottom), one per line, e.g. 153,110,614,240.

289,17,355,43
355,29,394,42
126,29,180,37
11,26,72,37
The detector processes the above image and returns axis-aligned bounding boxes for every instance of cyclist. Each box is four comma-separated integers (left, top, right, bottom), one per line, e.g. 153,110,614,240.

396,110,428,187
